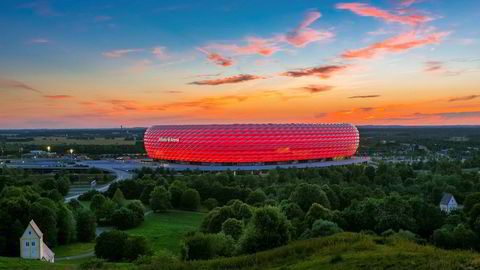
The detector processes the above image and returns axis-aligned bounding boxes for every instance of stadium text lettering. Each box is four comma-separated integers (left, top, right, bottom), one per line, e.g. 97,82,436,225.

158,137,180,142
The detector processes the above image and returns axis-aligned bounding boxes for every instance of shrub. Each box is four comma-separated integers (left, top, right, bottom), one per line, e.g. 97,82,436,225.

111,207,136,230
181,188,201,210
311,219,343,237
305,203,332,228
124,235,152,261
78,189,101,201
204,198,218,211
150,186,172,212
95,230,128,261
79,258,105,270
222,218,244,240
181,232,234,260
238,206,291,254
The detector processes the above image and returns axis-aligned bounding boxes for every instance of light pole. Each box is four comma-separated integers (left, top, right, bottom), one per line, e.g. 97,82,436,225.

47,146,51,152
69,148,74,159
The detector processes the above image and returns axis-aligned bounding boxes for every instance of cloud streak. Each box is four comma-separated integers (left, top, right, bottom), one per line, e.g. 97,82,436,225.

448,95,480,102
0,79,42,93
102,49,143,58
342,31,449,59
282,11,334,47
197,48,233,67
43,95,72,99
300,85,334,93
281,65,348,78
188,74,265,85
208,37,279,56
349,95,380,99
336,2,432,25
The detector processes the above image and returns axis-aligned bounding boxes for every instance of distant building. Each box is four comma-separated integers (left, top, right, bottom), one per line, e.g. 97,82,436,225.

20,220,55,263
439,193,458,213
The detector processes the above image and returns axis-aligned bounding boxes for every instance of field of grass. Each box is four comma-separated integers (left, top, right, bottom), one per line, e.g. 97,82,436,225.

53,241,95,258
7,136,135,146
136,232,480,270
126,210,206,254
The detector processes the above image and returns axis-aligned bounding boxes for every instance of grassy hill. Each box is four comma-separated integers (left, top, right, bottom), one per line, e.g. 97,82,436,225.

3,232,480,269
137,232,480,270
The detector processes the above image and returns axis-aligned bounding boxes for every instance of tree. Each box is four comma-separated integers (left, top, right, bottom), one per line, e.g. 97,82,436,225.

31,201,58,247
169,180,187,208
290,183,330,212
246,189,267,206
90,194,106,212
57,205,76,245
201,206,234,233
311,219,343,237
305,203,332,228
111,207,136,230
95,230,128,261
238,206,291,254
150,186,171,212
222,218,244,240
364,166,376,182
123,235,152,261
96,198,116,223
56,177,71,196
463,192,480,213
181,188,201,210
112,188,126,207
126,200,145,226
140,184,155,205
181,232,234,260
203,198,218,211
76,209,96,242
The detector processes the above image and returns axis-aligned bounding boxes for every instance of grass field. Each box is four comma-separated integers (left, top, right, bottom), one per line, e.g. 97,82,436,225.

53,241,95,258
6,136,135,146
126,210,206,254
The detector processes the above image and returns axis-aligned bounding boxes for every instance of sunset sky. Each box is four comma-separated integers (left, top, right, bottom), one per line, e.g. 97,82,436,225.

0,0,479,128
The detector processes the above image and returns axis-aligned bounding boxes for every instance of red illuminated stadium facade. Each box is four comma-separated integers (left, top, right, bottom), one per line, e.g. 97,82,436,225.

144,123,360,166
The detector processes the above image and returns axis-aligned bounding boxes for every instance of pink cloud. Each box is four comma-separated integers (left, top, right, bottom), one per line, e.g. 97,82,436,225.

281,11,333,47
152,46,168,59
197,48,233,67
208,37,279,56
342,31,449,59
397,0,419,8
336,3,432,25
281,65,348,78
188,74,265,85
102,48,143,58
30,38,50,44
43,95,72,99
0,79,42,93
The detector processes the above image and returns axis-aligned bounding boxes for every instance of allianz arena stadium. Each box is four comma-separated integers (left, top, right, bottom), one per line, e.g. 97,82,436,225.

144,123,360,167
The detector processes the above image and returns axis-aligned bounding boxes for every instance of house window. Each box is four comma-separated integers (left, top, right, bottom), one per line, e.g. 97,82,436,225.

26,242,29,247
29,231,31,235
32,241,35,247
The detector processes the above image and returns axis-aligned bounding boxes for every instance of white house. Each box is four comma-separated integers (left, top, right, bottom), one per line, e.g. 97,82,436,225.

19,220,55,263
439,193,458,213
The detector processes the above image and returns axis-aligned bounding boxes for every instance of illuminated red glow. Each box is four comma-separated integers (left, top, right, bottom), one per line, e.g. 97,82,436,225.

144,123,359,163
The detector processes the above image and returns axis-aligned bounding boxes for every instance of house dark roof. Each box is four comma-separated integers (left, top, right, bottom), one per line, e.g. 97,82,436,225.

440,193,454,205
29,220,43,238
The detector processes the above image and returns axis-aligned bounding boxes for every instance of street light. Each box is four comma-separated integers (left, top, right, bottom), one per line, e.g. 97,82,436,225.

69,149,74,159
47,146,51,152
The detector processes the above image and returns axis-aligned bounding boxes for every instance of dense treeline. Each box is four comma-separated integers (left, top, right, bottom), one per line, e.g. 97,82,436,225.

122,162,480,260
0,168,96,257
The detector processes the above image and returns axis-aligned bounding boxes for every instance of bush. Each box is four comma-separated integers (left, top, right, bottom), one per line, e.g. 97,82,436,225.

111,207,136,230
79,258,105,270
181,232,234,260
95,230,128,261
305,203,332,228
222,218,244,240
311,219,343,237
76,209,97,242
238,206,291,254
203,198,218,211
150,186,171,212
124,235,152,261
181,188,201,210
78,190,102,201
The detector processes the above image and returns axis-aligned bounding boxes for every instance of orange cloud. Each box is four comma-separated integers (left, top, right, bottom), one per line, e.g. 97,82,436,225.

448,95,480,102
349,95,380,99
336,3,432,25
197,48,233,67
281,65,348,78
0,79,42,93
207,37,279,56
102,49,143,58
301,85,334,93
43,95,72,99
188,74,265,85
342,31,449,59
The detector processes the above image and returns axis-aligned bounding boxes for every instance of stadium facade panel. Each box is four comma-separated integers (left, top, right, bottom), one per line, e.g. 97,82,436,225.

144,123,359,164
